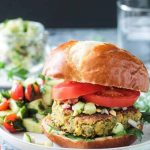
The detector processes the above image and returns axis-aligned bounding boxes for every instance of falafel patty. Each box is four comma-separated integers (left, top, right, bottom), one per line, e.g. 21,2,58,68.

49,101,142,138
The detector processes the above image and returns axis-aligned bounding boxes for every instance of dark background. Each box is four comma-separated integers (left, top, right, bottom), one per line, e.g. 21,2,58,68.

0,0,117,28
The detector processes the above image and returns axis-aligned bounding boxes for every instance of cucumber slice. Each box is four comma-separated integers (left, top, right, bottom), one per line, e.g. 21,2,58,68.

17,106,28,119
9,99,22,113
27,99,44,113
23,133,32,143
42,85,52,107
23,118,43,133
0,110,13,117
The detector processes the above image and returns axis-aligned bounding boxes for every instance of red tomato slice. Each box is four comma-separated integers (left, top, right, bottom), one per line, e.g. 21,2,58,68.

0,98,9,111
83,88,140,107
52,81,105,101
3,114,18,133
11,82,24,101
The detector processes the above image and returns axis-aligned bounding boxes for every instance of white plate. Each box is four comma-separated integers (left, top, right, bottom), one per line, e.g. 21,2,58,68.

1,124,150,150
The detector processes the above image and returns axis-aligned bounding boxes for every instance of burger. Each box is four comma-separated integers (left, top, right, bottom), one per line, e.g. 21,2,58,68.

42,41,149,149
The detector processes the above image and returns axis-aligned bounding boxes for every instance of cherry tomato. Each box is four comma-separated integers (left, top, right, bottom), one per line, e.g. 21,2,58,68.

3,114,17,133
52,81,105,101
25,84,33,101
83,87,140,107
11,82,24,101
0,98,9,111
33,83,40,94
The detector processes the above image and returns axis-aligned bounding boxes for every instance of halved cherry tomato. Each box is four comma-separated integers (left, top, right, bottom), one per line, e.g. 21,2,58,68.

0,98,9,111
11,82,24,101
25,84,33,101
52,81,105,101
3,114,17,133
33,83,40,94
83,87,140,107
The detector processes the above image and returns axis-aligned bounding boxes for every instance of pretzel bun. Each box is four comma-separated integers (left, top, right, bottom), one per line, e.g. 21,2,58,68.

43,40,149,92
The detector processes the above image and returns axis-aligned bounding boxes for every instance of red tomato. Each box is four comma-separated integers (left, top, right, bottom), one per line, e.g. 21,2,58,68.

52,81,105,101
0,98,9,111
11,82,24,101
33,83,40,94
3,114,18,133
83,87,140,107
25,84,33,101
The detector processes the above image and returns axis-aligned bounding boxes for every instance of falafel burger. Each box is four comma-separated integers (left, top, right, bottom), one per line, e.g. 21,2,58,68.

42,41,149,149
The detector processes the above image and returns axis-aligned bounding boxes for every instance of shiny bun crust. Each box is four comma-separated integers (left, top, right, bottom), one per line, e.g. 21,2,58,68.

42,116,136,149
43,41,149,92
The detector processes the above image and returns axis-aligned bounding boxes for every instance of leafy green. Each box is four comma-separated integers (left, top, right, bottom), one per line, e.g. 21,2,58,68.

13,119,26,132
127,128,143,141
7,66,28,79
0,90,10,99
0,61,5,69
40,108,52,115
141,112,150,123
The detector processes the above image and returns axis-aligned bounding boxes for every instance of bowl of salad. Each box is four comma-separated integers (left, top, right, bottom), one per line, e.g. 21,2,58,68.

0,18,48,68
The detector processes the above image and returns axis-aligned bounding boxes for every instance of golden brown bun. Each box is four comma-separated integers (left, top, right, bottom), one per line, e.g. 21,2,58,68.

42,116,136,149
43,41,149,92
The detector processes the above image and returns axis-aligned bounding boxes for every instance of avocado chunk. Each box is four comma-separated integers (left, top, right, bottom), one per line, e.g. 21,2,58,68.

9,99,22,113
72,102,85,116
0,110,13,117
23,118,43,133
83,102,96,115
17,106,28,119
27,99,44,113
112,122,125,135
23,133,32,143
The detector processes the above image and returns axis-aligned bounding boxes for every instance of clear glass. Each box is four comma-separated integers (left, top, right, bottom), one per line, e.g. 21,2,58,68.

117,0,150,63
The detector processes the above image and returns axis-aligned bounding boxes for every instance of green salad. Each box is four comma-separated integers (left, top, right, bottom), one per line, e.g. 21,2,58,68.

0,75,61,133
0,18,48,67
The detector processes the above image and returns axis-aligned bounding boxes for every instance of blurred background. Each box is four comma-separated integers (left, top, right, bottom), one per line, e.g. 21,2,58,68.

0,0,117,28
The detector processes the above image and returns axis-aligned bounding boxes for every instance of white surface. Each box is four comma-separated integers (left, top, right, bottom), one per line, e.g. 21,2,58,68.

1,124,150,150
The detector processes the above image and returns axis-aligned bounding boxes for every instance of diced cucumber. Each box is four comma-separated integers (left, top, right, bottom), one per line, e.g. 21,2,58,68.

23,133,32,143
9,99,22,113
27,99,44,113
0,110,13,117
112,122,125,134
42,85,52,107
0,117,4,125
23,118,43,133
17,106,28,119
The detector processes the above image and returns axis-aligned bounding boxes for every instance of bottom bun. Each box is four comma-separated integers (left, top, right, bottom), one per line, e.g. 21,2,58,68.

42,116,137,149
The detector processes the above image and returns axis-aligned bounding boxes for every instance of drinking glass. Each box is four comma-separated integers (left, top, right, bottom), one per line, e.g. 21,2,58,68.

117,0,150,63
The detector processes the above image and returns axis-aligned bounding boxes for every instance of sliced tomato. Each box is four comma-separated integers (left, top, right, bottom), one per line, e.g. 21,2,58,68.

25,84,34,101
0,98,9,111
52,81,105,101
83,87,140,107
11,82,24,101
3,114,18,133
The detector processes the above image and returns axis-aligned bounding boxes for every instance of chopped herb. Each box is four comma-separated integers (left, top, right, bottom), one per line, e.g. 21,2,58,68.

13,119,26,132
28,109,37,116
127,128,143,141
0,61,5,69
7,66,28,79
40,108,52,115
0,90,10,99
32,116,39,123
38,74,45,81
40,85,46,94
141,112,150,123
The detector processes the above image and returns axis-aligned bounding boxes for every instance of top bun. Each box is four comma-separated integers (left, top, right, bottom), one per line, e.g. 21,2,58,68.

43,40,149,92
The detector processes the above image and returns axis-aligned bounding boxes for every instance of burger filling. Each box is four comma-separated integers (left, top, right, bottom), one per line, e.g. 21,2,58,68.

47,81,143,140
